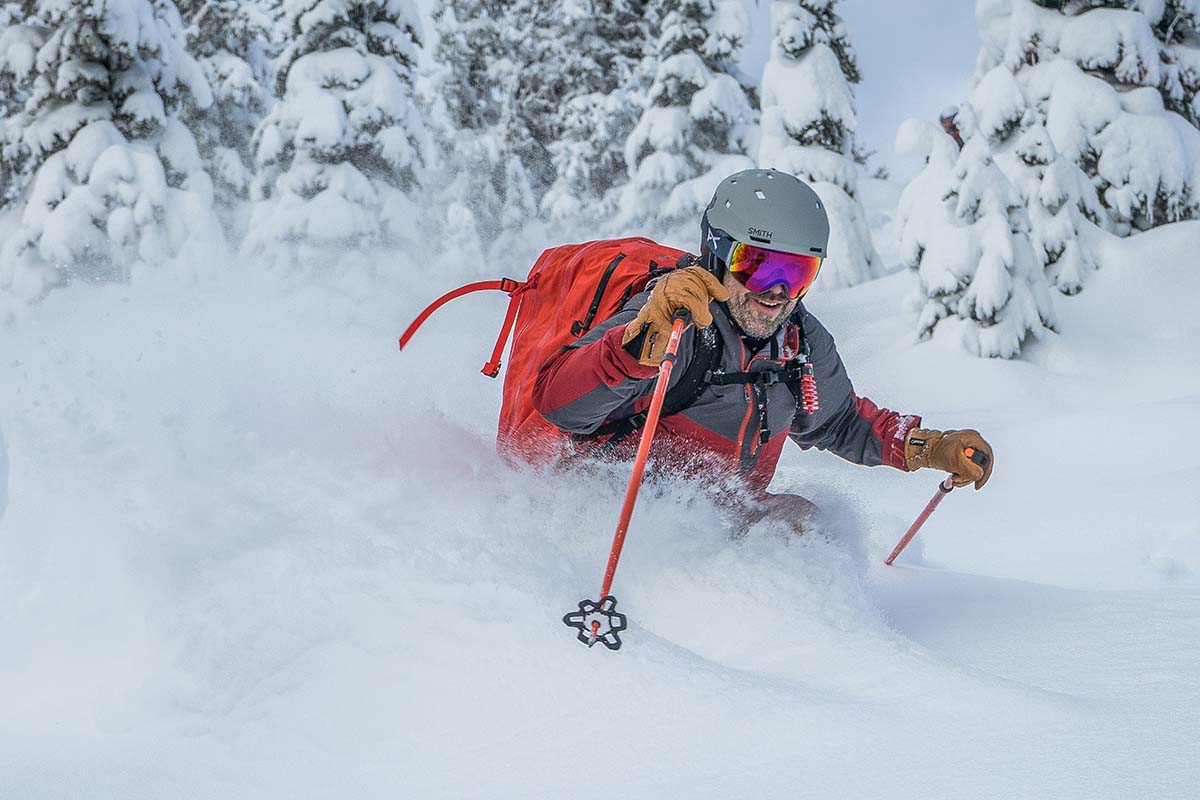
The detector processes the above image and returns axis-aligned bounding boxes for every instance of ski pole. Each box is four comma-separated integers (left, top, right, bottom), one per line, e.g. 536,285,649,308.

562,315,688,650
600,316,688,598
884,447,990,566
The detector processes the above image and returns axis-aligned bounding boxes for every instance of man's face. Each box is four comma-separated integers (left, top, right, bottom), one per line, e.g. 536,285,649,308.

722,271,800,338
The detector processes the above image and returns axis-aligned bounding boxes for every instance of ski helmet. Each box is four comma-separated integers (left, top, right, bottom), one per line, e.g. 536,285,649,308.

700,169,830,285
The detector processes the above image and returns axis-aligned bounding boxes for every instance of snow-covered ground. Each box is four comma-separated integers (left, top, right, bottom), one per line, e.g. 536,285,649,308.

1,222,1198,798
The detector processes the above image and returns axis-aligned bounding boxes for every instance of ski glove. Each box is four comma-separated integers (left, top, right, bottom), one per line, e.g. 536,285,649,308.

621,267,729,366
904,428,994,489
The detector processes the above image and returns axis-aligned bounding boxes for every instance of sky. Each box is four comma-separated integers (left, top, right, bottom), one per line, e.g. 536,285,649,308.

742,0,982,181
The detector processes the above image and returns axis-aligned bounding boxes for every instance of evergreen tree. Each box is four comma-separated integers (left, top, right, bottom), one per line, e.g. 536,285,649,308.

1009,121,1108,293
0,3,36,118
0,2,42,206
0,0,221,318
974,0,1200,240
1157,0,1200,128
618,0,756,230
1057,0,1200,126
434,0,652,247
757,0,880,287
541,0,652,227
431,0,538,251
244,0,428,270
896,104,1056,358
178,0,272,240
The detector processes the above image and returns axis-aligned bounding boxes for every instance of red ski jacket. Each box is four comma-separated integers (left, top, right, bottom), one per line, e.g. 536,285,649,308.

532,287,921,492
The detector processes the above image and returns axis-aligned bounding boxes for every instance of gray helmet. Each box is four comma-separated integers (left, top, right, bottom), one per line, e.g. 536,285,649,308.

700,169,830,278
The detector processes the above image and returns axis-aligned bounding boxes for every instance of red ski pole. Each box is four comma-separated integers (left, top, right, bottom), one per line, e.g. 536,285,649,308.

885,447,990,566
562,316,689,650
599,317,687,599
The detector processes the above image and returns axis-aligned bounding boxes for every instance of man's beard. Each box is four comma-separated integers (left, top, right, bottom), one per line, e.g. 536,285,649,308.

726,290,798,338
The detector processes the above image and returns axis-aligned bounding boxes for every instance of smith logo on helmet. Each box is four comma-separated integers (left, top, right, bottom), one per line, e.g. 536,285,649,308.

747,227,773,243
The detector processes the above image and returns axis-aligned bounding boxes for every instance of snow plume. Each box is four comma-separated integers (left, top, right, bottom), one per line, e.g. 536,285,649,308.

895,105,1056,358
0,263,900,797
244,0,429,272
757,0,880,288
0,0,222,320
972,0,1200,242
4,222,1200,794
617,0,756,232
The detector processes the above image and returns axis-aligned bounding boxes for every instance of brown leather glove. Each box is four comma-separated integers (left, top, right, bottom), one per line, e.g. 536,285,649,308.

621,267,729,366
904,428,994,489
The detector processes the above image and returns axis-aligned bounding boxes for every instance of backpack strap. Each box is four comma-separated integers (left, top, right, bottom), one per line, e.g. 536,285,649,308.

576,322,722,448
398,277,531,378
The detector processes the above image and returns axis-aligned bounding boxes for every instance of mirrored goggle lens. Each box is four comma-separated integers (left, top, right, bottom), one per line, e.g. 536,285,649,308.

727,243,822,299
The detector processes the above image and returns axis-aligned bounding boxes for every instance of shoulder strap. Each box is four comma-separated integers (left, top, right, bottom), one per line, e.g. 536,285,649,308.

577,321,722,447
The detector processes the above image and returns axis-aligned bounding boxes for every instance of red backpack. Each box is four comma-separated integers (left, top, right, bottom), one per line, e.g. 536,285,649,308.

399,237,718,460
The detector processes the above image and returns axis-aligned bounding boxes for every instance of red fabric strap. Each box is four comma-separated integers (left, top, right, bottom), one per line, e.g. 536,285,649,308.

399,278,527,378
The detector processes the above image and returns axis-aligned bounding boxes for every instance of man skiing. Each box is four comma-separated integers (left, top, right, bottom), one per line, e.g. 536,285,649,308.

532,169,993,509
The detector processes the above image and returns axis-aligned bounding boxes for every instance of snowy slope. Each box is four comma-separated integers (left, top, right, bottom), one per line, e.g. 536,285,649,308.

1,224,1198,798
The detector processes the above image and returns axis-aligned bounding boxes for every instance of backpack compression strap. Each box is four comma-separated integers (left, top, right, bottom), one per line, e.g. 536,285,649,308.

398,277,529,377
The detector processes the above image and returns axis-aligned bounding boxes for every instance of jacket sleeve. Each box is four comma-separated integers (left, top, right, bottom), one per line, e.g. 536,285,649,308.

533,291,699,435
788,311,921,469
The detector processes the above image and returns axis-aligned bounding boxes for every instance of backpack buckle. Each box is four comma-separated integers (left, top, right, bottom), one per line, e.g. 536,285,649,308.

758,370,781,386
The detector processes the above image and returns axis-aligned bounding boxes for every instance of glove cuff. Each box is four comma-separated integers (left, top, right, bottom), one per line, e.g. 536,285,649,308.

903,428,943,472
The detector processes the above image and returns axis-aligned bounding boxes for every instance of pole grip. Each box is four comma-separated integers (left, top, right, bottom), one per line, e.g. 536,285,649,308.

964,446,990,469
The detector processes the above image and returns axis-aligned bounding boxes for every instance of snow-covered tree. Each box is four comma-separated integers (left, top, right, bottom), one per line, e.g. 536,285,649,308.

433,0,652,249
974,0,1200,240
1158,0,1200,127
1060,0,1200,127
0,3,36,119
178,0,271,241
0,0,222,318
757,0,880,287
618,0,756,230
1008,121,1109,293
0,3,41,206
540,0,652,227
431,0,540,252
896,105,1056,358
244,0,428,271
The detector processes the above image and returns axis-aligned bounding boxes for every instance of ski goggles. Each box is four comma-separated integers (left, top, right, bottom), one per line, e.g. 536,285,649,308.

727,242,823,299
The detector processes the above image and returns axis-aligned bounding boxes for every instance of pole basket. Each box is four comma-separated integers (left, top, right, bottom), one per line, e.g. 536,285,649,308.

562,596,627,650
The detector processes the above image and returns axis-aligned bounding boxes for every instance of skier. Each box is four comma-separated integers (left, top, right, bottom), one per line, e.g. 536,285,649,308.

532,169,993,520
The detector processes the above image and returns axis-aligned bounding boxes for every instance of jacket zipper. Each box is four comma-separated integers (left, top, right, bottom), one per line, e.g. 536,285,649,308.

733,337,754,471
736,353,783,471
